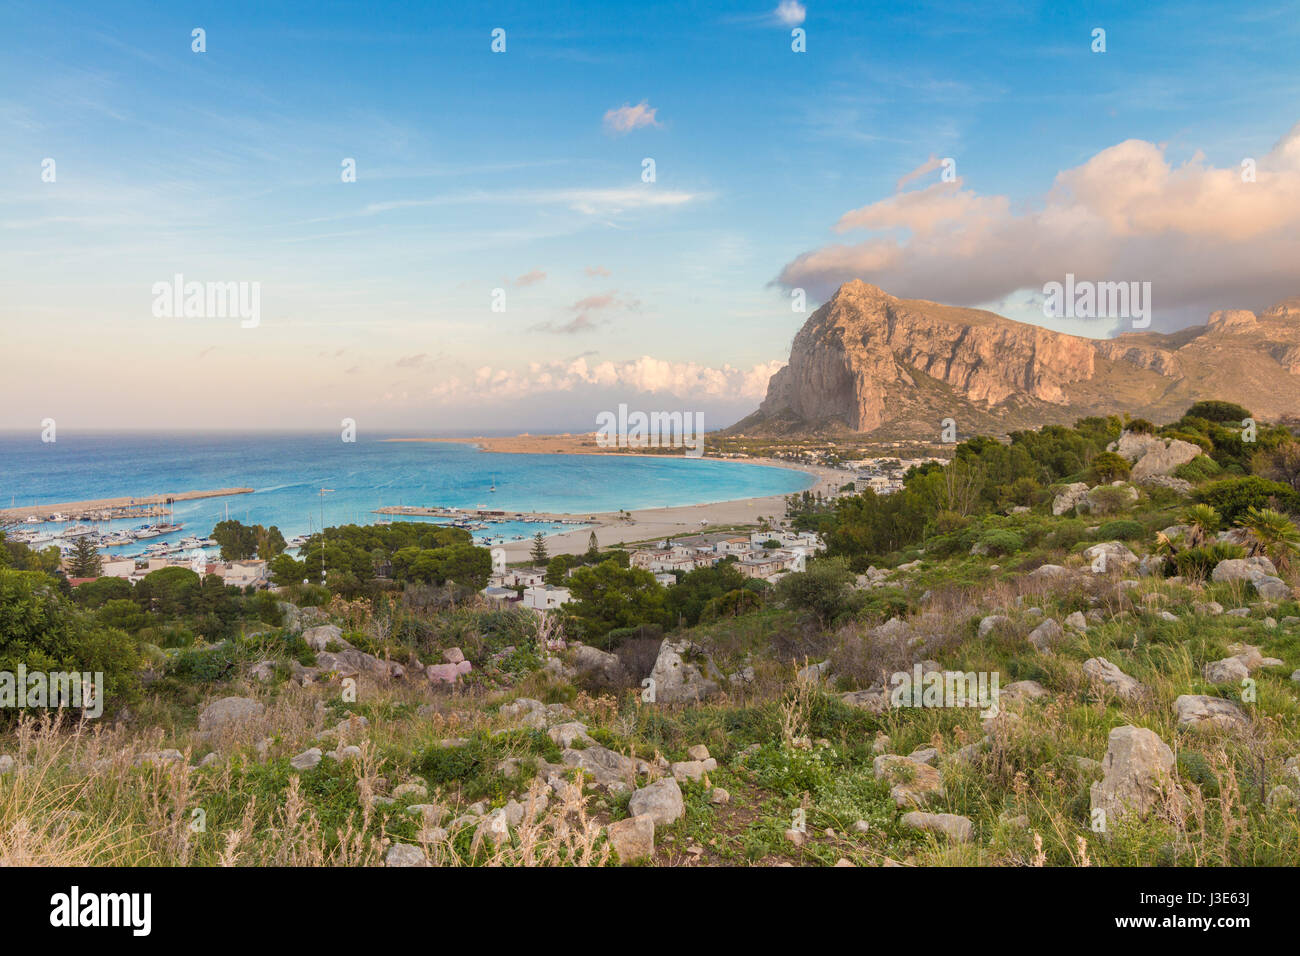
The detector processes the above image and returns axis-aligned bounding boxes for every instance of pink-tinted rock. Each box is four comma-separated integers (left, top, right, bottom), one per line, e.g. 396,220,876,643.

426,660,472,684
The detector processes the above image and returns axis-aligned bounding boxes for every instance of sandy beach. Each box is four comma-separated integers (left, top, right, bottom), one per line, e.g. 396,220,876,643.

384,435,846,559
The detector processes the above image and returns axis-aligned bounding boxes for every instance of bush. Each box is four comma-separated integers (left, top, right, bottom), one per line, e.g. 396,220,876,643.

977,529,1024,556
1174,455,1223,483
1173,543,1245,579
1096,520,1144,541
1197,476,1300,523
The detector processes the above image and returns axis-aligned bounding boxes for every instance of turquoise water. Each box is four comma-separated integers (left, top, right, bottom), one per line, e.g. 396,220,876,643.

0,432,813,556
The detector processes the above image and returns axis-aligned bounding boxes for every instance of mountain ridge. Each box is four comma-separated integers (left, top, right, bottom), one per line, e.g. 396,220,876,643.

734,281,1300,439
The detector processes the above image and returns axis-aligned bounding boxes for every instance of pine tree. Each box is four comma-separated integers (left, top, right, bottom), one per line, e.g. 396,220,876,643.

69,536,102,578
530,531,549,566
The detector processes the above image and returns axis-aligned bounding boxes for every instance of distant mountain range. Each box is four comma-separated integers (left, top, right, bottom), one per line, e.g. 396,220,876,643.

732,280,1300,439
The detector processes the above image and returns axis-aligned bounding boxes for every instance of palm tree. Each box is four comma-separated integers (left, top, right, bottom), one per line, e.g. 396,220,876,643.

1180,503,1221,548
1235,507,1300,572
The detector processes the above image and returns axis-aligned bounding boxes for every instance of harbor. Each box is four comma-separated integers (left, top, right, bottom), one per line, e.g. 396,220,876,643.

0,488,254,523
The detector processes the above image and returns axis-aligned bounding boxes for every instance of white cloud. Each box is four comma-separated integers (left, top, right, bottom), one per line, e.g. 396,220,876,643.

603,101,661,134
774,1,807,27
777,120,1300,328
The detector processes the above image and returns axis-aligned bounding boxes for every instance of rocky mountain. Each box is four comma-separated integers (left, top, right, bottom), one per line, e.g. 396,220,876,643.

735,281,1300,439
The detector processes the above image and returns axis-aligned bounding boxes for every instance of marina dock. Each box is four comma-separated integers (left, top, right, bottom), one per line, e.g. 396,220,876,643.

0,488,254,523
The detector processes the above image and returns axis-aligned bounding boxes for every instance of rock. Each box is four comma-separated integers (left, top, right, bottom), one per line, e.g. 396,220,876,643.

198,697,264,733
1203,657,1250,684
783,828,807,847
840,688,888,712
1083,542,1139,571
1064,611,1087,632
1029,564,1070,579
1080,483,1138,515
978,614,1012,638
1131,439,1202,480
1001,680,1048,703
248,660,276,682
134,749,185,767
1139,475,1194,495
1052,482,1090,516
385,844,430,867
797,659,831,683
671,760,709,782
561,745,647,791
1082,657,1145,701
874,754,944,808
1266,785,1297,810
852,819,871,833
442,647,465,664
1028,618,1064,653
289,747,322,771
709,787,730,805
646,639,718,704
393,782,428,800
1253,576,1292,602
0,755,14,774
547,721,593,748
426,660,472,684
628,777,684,826
900,811,973,843
687,744,711,761
607,814,655,862
1175,695,1249,731
1193,601,1225,616
570,644,621,681
1089,725,1177,826
1211,556,1278,583
302,624,345,651
278,602,303,633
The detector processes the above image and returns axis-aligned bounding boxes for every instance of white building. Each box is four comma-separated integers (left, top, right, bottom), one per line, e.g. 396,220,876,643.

522,584,572,610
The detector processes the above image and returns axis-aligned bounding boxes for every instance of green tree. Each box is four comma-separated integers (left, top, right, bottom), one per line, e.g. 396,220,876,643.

530,531,549,566
68,536,102,578
565,560,667,645
774,558,858,626
1090,451,1131,482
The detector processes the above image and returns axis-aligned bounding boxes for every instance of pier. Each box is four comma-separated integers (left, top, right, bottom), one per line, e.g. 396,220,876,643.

0,488,254,523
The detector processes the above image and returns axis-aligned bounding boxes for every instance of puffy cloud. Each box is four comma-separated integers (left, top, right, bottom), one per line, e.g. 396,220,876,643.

774,1,807,27
443,356,783,403
777,121,1300,328
603,101,661,134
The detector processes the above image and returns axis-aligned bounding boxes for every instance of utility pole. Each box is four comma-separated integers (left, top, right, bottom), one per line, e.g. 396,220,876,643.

317,489,332,587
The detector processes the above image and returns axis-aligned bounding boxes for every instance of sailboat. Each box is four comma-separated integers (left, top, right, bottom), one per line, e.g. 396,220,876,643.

490,475,496,493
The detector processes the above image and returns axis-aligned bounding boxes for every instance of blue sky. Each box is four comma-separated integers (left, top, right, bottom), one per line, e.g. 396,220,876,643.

3,0,1300,430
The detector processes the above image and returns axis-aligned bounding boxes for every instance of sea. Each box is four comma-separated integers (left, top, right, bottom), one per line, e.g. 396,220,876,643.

0,432,814,558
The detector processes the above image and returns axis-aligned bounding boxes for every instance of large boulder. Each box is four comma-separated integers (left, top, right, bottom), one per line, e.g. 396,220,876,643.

1089,725,1177,826
570,644,623,682
1083,542,1138,572
561,745,649,790
1082,657,1145,701
627,777,684,826
606,814,655,862
198,696,264,733
302,624,345,651
1175,695,1249,731
874,754,945,808
1052,482,1090,516
646,639,718,704
1028,618,1064,653
1203,657,1250,684
1108,431,1202,479
900,811,973,843
978,614,1013,638
1211,556,1277,583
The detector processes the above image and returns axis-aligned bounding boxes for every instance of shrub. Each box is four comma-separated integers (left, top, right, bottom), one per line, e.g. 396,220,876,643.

1173,543,1245,579
1096,520,1144,541
1174,455,1223,483
1197,476,1300,523
1090,452,1131,482
977,529,1024,556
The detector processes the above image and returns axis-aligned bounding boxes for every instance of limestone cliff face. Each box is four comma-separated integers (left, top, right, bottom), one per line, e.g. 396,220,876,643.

742,281,1300,436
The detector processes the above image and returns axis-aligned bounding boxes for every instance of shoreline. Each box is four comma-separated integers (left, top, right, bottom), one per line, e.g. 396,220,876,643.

383,434,844,559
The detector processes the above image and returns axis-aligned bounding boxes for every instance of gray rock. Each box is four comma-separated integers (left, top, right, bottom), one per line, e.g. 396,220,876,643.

1082,657,1145,701
646,639,718,704
627,777,684,826
606,814,655,862
385,843,430,867
1203,657,1250,684
1174,694,1249,730
1052,482,1090,516
978,614,1012,638
198,697,264,733
289,747,322,770
900,811,973,843
1028,618,1064,652
1089,725,1176,825
302,624,345,651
